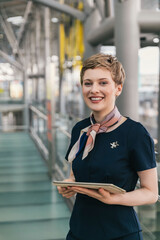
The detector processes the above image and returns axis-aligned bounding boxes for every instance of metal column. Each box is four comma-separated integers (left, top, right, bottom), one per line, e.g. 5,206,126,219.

44,7,56,177
35,7,41,75
158,42,160,154
23,70,29,128
114,0,140,120
83,3,100,117
105,0,114,17
83,5,100,60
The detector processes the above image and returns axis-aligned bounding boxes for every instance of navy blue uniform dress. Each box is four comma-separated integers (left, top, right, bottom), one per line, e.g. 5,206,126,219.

65,117,156,240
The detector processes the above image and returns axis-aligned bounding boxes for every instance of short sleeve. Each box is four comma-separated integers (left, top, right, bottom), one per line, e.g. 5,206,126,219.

129,123,156,172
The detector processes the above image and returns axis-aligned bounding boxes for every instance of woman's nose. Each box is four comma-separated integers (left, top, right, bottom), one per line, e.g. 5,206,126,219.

90,83,99,93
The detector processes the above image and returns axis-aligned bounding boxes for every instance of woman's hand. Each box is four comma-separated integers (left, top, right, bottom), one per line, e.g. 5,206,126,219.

70,186,119,204
57,178,76,199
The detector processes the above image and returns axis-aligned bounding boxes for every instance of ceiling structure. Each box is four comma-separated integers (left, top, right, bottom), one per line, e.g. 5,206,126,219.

0,0,28,65
0,0,160,64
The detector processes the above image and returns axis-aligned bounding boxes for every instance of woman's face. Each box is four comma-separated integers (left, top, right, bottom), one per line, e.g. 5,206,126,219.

82,68,122,119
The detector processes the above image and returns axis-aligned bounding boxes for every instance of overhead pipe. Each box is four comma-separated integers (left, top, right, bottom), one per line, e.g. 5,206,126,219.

86,10,160,46
94,0,105,20
138,11,160,33
32,0,85,21
83,0,93,16
86,16,114,46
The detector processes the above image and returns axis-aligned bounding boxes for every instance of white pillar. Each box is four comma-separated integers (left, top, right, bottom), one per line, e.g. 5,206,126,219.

158,43,160,154
114,0,140,120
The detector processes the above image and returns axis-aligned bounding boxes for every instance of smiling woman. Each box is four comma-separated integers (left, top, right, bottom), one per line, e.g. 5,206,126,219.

57,53,158,240
82,68,122,122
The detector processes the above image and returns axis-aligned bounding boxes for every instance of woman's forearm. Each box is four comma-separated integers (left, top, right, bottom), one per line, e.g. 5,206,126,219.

111,187,158,206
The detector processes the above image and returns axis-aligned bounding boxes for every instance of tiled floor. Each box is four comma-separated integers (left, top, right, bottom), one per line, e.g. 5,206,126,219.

0,132,70,240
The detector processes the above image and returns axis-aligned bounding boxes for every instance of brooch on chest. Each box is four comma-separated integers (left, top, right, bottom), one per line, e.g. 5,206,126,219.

110,141,119,149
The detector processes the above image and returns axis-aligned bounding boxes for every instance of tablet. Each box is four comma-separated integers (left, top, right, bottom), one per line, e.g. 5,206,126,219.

53,180,126,194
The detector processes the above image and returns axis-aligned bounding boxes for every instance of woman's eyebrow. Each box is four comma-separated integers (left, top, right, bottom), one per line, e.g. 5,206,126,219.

83,79,92,81
98,78,109,80
83,78,108,81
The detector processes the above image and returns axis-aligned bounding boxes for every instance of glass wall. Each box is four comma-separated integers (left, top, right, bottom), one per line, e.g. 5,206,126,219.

138,47,159,140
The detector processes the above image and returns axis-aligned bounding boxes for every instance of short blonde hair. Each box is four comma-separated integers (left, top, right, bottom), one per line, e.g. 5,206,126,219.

80,53,125,85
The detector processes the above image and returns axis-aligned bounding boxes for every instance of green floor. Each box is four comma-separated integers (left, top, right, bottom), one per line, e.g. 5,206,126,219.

0,132,70,240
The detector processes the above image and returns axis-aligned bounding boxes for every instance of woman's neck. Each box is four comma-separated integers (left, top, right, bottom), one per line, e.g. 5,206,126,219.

93,107,115,123
93,114,106,123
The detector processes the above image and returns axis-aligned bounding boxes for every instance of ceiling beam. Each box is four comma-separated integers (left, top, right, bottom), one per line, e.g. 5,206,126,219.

0,8,25,64
0,0,26,8
0,50,23,71
32,0,85,21
17,1,33,45
0,14,17,54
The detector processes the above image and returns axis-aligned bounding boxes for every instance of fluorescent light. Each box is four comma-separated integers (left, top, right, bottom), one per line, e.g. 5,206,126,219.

7,16,24,26
153,37,159,43
51,17,59,23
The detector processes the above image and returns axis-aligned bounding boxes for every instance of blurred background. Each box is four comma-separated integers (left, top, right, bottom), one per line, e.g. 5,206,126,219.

0,0,160,239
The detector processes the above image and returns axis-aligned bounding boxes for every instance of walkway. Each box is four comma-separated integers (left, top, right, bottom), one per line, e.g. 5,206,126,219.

0,131,70,240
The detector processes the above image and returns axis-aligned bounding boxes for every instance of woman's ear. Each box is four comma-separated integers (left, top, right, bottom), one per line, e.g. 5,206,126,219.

116,84,123,97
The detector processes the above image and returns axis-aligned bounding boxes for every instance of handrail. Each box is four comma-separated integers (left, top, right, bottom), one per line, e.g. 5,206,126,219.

29,105,49,162
58,127,71,138
29,105,47,120
30,126,49,160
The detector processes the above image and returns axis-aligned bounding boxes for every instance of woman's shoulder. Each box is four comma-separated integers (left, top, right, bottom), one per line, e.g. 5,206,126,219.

126,117,153,144
73,117,91,131
126,117,149,134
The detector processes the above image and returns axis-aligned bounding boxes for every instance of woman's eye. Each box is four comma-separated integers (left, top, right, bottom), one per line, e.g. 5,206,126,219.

100,81,107,85
84,82,92,86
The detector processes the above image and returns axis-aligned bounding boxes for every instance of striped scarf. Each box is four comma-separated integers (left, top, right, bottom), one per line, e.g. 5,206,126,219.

68,106,122,162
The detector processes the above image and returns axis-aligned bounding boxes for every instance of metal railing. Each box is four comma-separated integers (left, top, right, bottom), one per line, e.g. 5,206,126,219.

29,104,49,161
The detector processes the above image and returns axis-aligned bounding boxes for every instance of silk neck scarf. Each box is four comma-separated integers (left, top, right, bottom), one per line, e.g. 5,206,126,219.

68,106,122,163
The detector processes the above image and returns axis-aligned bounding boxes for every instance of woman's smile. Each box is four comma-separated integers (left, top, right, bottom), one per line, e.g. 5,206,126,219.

89,96,104,103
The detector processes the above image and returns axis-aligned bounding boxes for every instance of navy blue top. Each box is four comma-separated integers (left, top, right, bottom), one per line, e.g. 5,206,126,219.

65,117,156,240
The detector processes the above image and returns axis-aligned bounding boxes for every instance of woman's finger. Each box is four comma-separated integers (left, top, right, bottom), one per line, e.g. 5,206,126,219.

62,190,76,198
98,188,110,197
71,187,102,199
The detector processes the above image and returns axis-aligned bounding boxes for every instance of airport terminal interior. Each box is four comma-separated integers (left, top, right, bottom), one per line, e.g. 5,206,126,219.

0,0,160,239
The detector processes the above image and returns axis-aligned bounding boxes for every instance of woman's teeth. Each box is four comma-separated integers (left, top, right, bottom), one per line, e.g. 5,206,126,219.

90,97,102,100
